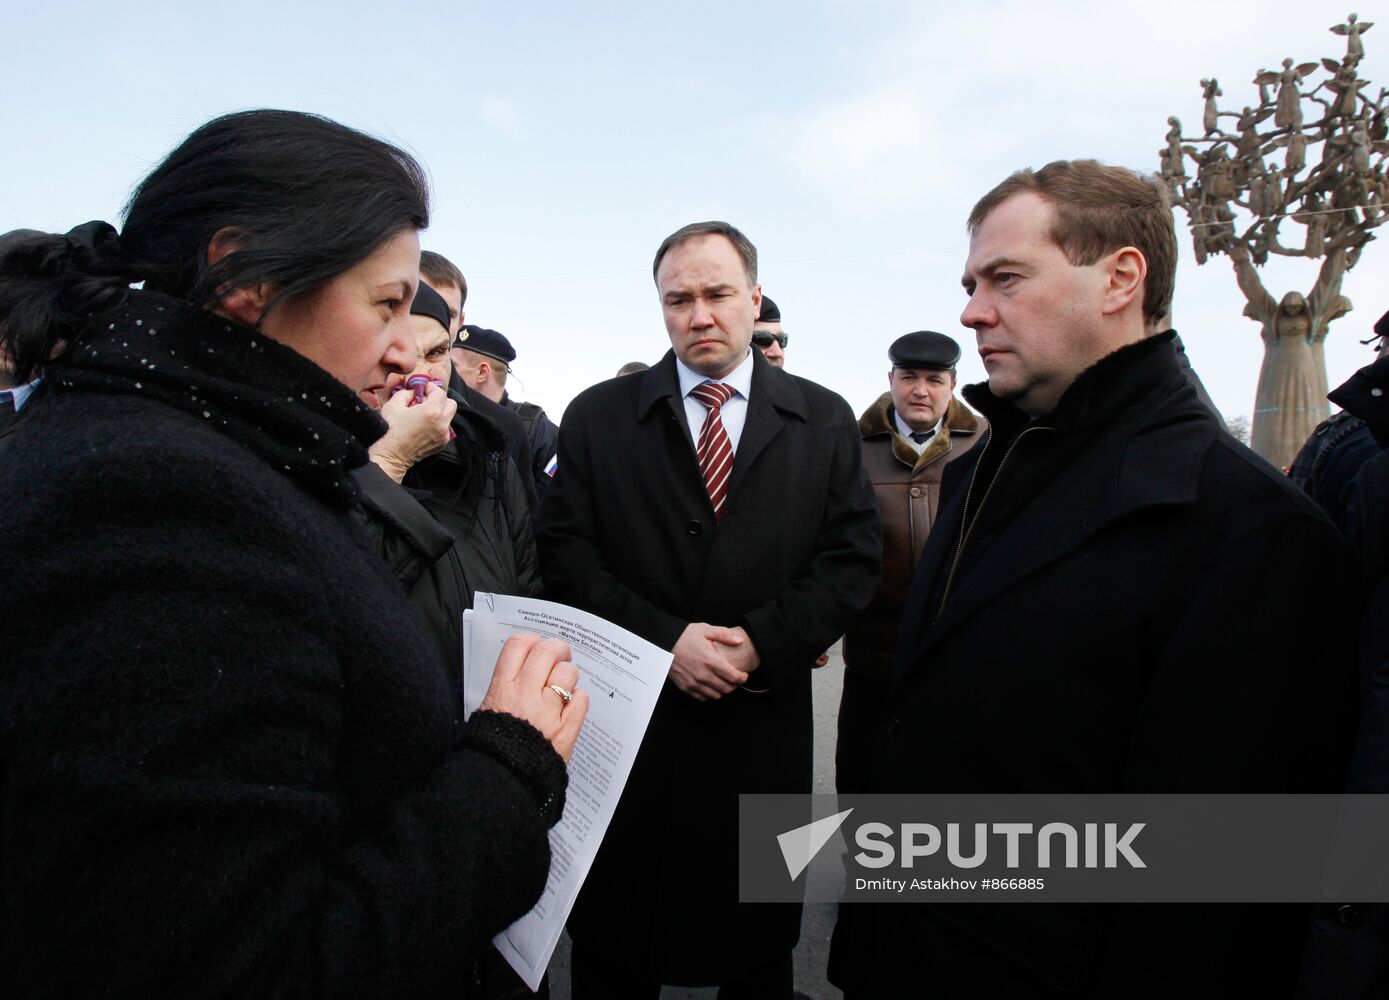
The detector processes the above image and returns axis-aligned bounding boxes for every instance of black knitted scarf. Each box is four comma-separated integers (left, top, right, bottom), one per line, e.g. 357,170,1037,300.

50,290,387,507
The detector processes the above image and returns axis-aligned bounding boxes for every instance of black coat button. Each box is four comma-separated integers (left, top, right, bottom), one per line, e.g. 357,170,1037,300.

884,716,900,735
686,520,703,535
1337,904,1362,928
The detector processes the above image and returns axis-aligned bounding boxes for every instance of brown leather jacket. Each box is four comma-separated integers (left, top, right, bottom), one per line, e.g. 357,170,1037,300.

842,392,984,678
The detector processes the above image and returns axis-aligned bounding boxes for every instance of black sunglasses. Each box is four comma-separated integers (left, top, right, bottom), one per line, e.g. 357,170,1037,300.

752,331,789,349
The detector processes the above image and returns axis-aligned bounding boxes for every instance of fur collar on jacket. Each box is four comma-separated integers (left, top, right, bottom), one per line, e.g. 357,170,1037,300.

859,392,981,471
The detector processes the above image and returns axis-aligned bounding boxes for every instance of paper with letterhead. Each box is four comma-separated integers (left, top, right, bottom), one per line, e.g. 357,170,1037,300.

462,593,672,992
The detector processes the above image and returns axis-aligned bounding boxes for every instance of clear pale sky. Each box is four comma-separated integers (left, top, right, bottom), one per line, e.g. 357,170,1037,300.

4,0,1384,424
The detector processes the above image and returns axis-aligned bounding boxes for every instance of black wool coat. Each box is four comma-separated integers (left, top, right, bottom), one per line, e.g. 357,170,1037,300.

1297,355,1389,1000
829,333,1359,999
0,292,567,999
538,349,881,984
451,368,539,513
354,390,541,675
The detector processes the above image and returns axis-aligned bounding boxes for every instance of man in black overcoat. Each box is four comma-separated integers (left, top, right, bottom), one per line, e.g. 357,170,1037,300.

538,221,881,998
828,161,1358,998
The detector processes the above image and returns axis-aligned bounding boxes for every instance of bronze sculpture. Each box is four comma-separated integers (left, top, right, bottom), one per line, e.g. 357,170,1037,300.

1163,14,1388,468
1332,13,1373,63
1256,58,1318,129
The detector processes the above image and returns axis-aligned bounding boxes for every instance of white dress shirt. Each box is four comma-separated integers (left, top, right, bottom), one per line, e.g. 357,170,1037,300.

894,408,944,454
3,378,40,411
675,350,755,454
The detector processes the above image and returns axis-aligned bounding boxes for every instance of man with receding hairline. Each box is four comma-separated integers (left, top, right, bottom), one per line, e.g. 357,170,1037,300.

540,221,880,999
415,249,538,511
829,160,1356,998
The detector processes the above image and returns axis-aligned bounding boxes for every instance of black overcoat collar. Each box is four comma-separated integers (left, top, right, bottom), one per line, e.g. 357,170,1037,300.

51,291,384,507
899,333,1219,671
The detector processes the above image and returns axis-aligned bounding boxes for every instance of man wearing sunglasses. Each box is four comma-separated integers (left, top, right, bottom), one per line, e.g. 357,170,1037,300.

751,295,788,368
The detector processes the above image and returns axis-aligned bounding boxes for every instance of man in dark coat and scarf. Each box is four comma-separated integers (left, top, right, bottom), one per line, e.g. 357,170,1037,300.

829,160,1358,999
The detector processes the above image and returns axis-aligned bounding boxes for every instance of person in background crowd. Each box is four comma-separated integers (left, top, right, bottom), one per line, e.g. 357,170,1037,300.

752,293,787,368
353,279,540,674
1294,307,1389,1000
539,220,880,999
617,360,650,377
829,159,1357,998
0,229,48,442
420,249,468,332
836,329,984,793
418,250,538,512
0,109,586,999
1289,309,1389,538
454,324,560,499
355,278,546,1000
748,292,831,668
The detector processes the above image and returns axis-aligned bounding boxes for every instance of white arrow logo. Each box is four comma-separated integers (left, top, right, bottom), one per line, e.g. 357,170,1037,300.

776,808,854,880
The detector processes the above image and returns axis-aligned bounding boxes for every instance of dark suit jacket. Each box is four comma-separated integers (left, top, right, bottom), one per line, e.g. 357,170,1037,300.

538,348,880,984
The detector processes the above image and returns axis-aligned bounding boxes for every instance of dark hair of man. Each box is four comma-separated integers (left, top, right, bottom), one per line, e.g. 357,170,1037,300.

651,221,758,287
420,250,468,307
966,159,1176,326
0,109,430,383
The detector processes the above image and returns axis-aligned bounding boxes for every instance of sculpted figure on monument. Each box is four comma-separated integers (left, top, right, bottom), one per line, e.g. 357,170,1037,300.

1266,162,1285,212
1256,58,1319,129
1330,13,1372,63
1274,125,1309,175
1197,143,1235,200
1248,169,1266,218
1236,106,1272,162
1323,57,1368,119
1166,117,1187,171
1201,78,1223,134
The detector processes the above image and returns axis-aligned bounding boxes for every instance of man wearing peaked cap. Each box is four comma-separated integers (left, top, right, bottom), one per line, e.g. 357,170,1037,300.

454,324,560,500
454,324,516,369
836,329,984,794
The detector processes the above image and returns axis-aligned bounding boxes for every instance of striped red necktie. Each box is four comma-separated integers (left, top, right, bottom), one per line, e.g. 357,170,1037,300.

689,380,735,521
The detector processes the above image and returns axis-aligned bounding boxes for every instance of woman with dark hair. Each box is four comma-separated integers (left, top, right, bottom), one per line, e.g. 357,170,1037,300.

0,109,587,998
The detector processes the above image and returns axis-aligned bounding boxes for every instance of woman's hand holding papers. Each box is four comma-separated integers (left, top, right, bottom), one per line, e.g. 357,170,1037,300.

481,634,590,762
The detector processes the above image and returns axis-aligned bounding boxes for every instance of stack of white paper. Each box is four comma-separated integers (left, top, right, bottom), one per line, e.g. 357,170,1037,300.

462,593,672,992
